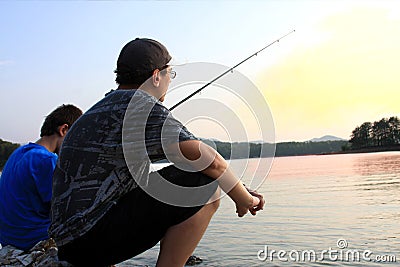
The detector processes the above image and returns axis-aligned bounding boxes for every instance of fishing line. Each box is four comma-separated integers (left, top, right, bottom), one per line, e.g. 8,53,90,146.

169,30,295,111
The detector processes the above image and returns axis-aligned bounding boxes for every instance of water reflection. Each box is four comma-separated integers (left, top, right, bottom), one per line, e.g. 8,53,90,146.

122,152,400,266
353,152,400,176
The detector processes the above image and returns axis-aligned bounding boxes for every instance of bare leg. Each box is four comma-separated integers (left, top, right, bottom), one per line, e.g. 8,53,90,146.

156,199,220,267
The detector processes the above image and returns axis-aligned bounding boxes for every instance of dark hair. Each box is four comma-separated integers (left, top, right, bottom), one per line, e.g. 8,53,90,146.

40,104,83,137
114,65,170,86
114,69,153,86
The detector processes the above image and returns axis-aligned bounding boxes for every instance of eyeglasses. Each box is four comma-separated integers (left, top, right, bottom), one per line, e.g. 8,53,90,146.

168,69,176,79
159,65,176,79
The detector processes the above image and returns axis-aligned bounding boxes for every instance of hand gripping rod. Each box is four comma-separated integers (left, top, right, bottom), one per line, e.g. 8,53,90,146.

169,30,295,111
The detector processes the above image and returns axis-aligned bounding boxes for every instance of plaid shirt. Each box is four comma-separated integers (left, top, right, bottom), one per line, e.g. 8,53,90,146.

49,89,197,246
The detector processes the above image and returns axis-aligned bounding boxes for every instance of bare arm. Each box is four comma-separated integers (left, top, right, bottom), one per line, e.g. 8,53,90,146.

166,140,264,217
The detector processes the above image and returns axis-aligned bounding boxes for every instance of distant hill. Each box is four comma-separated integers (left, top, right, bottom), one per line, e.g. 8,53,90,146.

309,135,346,142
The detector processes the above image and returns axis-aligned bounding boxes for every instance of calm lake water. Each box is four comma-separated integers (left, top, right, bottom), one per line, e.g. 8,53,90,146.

119,152,399,266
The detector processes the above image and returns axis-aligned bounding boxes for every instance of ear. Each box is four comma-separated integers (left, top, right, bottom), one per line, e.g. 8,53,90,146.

57,124,69,137
152,69,161,87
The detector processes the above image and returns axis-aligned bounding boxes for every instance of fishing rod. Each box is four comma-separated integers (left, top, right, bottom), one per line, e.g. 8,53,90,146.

169,29,295,111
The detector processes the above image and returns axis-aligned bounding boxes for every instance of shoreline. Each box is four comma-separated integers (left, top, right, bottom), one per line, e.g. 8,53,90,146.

2,146,400,173
321,145,400,155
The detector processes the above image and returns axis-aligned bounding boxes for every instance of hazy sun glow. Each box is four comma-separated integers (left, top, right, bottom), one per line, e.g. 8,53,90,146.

257,4,400,141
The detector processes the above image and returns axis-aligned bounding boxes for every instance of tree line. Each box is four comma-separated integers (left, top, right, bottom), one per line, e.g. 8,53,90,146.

1,138,350,170
3,114,398,170
349,116,400,149
0,139,20,170
202,139,349,159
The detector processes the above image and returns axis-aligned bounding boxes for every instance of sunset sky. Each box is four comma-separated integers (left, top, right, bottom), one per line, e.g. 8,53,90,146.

258,2,400,141
1,1,399,143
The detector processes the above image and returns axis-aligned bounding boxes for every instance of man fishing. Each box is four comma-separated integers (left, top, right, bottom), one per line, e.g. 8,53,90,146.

49,38,264,266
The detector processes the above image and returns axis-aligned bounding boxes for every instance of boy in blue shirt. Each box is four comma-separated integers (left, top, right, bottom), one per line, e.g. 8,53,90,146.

0,104,82,251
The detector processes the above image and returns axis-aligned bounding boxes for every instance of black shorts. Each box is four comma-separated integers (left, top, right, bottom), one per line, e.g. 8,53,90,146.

58,165,218,266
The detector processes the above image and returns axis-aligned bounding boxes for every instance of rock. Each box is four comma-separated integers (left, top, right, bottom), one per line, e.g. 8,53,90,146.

16,253,34,266
0,239,72,267
1,240,203,266
185,255,203,266
0,245,24,265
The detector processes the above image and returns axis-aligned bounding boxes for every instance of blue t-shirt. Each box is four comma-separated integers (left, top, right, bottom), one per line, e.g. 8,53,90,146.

0,143,57,251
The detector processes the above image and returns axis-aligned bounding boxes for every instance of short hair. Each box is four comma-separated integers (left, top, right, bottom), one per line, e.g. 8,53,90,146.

40,104,83,137
114,69,153,86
